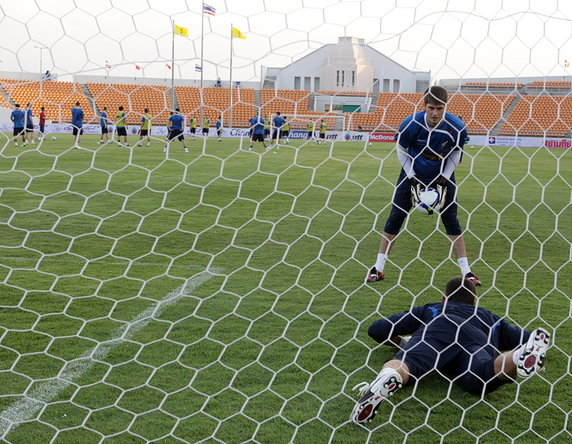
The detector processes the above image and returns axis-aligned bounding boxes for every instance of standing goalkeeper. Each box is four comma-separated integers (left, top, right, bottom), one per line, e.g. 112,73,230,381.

367,86,480,286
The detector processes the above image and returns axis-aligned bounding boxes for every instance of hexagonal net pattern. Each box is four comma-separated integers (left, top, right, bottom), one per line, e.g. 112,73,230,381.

0,2,571,443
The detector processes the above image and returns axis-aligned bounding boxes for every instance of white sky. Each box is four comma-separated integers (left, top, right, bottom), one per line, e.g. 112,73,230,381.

0,0,571,82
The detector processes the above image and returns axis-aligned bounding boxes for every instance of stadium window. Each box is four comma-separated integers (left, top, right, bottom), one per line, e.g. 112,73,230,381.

383,78,390,91
341,70,345,87
393,79,400,92
336,70,340,87
294,76,301,89
352,70,355,87
314,77,320,91
304,77,311,89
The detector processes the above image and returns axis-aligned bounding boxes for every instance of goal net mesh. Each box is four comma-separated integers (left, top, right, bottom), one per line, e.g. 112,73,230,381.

0,2,570,443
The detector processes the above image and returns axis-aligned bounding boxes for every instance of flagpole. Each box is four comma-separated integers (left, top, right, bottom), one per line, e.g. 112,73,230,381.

171,19,175,109
200,4,205,126
229,24,234,129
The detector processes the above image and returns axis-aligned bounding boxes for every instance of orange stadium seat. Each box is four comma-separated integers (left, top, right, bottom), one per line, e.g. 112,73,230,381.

5,80,94,123
87,83,172,126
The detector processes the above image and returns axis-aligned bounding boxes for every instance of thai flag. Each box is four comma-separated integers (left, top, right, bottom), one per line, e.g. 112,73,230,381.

203,4,216,15
195,64,202,72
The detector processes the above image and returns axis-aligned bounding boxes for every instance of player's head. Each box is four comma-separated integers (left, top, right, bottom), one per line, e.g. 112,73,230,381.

423,86,447,127
119,106,124,111
175,107,180,113
103,106,107,111
144,108,149,113
41,106,45,111
26,102,31,107
443,277,477,305
15,104,20,108
276,112,281,116
75,101,80,107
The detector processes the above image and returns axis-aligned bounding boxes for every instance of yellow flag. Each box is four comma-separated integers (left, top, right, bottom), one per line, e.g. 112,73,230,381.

174,23,189,37
231,26,246,39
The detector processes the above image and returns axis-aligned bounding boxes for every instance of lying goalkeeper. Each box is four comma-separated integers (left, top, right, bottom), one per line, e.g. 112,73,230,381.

351,276,550,424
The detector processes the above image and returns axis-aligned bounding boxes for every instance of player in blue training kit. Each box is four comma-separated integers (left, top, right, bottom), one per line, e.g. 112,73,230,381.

248,116,268,152
164,108,188,153
216,117,222,142
99,106,109,144
10,104,26,146
71,102,84,148
24,103,35,144
271,112,285,146
367,86,481,286
351,276,550,424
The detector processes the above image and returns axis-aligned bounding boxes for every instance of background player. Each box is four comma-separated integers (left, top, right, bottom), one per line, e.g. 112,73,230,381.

99,106,109,144
281,116,290,144
317,119,326,144
351,276,550,424
38,106,46,140
71,101,84,148
10,104,25,146
307,120,315,142
216,116,222,142
271,112,285,146
138,108,152,147
115,106,128,146
202,116,210,138
24,103,35,144
248,115,268,152
189,116,197,140
165,108,188,153
367,86,480,286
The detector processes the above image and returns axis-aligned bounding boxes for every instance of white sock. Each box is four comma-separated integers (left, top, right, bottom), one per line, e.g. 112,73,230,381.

458,257,471,275
375,253,387,272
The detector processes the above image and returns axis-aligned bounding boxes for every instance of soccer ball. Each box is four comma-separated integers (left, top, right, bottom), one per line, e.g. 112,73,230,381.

415,187,442,215
51,136,56,140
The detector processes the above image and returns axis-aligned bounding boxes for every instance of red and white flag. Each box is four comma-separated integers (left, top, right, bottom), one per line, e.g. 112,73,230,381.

105,60,112,69
135,64,141,70
166,63,172,70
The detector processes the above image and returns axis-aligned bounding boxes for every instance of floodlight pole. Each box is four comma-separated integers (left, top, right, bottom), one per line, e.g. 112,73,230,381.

171,20,175,108
34,45,47,75
229,24,234,129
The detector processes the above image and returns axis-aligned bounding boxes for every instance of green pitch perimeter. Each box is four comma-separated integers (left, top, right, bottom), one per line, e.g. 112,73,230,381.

0,134,570,443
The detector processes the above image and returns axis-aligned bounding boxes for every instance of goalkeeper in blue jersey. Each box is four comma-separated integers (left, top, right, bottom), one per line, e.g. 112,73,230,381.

351,276,550,424
367,86,481,286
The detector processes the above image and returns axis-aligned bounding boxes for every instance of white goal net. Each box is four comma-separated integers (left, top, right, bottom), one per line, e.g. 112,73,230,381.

0,1,570,443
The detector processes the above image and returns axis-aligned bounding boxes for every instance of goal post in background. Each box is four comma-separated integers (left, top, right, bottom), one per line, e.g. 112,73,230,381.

0,1,571,443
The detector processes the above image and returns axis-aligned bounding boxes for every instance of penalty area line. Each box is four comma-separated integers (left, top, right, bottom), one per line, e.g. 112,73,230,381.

0,268,221,439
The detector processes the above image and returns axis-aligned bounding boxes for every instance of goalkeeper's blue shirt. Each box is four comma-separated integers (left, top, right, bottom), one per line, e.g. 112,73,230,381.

395,111,467,181
368,301,529,355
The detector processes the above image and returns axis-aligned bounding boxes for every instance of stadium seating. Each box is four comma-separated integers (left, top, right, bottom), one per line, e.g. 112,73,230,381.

527,81,572,91
261,89,311,120
317,90,370,96
174,86,256,128
1,78,570,137
5,80,94,123
499,95,572,136
87,83,172,126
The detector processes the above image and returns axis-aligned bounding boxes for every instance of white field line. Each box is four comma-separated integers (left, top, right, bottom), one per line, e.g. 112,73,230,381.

0,257,196,268
0,269,220,438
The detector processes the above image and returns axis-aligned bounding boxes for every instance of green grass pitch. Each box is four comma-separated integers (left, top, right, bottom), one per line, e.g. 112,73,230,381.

0,133,570,443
